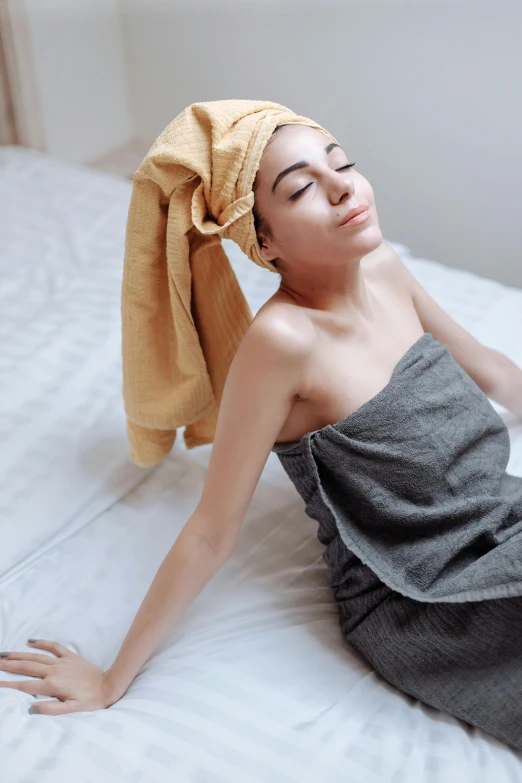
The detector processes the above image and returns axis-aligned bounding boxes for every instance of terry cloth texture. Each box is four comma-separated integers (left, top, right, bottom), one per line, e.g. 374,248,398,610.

272,331,522,749
120,99,338,466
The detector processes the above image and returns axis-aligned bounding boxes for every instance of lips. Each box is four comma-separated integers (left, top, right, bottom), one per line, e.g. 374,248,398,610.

339,205,369,226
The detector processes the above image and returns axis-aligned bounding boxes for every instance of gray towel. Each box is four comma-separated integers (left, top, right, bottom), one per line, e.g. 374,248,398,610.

273,331,522,603
272,331,522,749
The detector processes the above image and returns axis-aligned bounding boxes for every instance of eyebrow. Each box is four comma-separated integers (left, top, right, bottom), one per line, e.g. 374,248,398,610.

271,142,341,195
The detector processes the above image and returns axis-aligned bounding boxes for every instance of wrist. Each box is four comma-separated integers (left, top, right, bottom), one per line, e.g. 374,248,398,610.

102,669,128,706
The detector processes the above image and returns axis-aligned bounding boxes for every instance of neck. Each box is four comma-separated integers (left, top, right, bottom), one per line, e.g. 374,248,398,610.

277,253,373,317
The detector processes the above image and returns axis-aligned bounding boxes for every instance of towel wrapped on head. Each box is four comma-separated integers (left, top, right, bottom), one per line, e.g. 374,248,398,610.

121,99,338,466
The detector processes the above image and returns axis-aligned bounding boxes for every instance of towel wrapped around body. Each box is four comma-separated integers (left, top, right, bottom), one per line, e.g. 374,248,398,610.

273,331,522,748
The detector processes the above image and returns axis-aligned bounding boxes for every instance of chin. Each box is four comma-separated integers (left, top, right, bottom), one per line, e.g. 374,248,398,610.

348,225,383,254
368,225,383,248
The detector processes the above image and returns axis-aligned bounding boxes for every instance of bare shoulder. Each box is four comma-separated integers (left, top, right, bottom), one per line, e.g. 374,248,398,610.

248,297,317,357
189,299,315,554
366,241,415,295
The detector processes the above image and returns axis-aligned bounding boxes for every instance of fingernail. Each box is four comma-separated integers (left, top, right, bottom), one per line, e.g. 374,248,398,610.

28,705,40,715
0,652,10,657
27,639,37,643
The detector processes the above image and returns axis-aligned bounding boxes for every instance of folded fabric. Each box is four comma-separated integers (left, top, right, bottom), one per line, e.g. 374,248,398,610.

273,331,522,748
121,99,338,466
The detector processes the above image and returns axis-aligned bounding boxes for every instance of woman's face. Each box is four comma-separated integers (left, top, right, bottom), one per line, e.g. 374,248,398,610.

253,124,382,272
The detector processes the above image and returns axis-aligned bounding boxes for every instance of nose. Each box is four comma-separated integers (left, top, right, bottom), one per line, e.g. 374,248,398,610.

329,170,355,205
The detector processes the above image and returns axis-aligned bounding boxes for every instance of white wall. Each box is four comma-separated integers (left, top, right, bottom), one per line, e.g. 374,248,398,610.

119,0,522,287
6,0,133,164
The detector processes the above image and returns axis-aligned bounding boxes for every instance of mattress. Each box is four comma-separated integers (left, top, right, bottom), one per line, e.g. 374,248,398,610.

1,145,522,782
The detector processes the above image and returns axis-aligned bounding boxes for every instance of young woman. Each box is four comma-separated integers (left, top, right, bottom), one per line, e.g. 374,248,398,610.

3,122,522,749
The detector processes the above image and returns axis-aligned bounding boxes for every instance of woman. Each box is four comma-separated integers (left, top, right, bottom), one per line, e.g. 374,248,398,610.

2,118,522,748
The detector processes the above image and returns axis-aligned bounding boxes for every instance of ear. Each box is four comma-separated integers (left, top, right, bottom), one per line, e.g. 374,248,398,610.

258,237,278,265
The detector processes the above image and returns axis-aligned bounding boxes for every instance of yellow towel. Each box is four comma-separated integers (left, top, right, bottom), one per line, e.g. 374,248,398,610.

121,99,338,466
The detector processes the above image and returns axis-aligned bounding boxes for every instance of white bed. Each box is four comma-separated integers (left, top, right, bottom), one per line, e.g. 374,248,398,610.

1,145,522,783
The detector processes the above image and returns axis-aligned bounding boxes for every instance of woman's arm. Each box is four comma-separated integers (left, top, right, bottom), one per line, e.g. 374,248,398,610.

485,348,522,419
105,315,312,701
104,514,232,701
1,313,311,715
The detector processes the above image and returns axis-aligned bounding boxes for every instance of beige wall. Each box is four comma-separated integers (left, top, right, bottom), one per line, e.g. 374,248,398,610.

119,0,522,287
0,21,16,144
4,0,133,162
0,3,19,145
3,0,520,285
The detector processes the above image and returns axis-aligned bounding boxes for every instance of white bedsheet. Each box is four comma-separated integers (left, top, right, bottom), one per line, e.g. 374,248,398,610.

0,146,151,582
1,145,522,782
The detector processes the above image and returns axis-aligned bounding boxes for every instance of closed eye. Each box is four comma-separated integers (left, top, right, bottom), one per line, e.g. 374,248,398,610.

289,162,356,201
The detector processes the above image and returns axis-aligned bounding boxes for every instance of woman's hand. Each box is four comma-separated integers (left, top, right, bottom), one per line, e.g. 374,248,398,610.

0,639,118,715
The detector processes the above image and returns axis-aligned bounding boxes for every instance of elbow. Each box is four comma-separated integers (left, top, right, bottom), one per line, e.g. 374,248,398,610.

483,348,514,396
473,347,504,398
483,348,522,418
201,532,237,562
181,515,237,562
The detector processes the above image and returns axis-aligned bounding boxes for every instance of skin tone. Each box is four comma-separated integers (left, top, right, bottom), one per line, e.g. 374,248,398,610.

253,124,384,319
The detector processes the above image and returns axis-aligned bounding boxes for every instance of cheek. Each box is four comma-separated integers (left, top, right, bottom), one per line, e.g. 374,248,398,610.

281,215,328,255
282,212,321,243
358,177,375,203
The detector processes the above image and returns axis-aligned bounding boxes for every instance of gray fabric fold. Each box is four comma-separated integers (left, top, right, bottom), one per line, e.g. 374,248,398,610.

273,332,522,604
272,331,522,749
